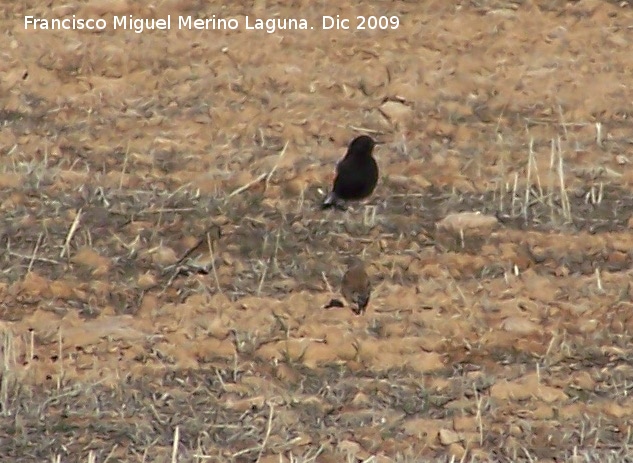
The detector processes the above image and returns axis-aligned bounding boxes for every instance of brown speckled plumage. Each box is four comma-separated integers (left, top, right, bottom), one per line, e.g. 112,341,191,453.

341,258,371,315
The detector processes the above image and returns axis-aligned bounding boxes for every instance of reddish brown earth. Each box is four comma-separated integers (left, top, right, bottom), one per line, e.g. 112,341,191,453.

2,0,633,461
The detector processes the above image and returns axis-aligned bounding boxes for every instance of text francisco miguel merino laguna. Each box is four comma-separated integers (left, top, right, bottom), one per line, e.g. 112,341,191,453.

23,14,356,33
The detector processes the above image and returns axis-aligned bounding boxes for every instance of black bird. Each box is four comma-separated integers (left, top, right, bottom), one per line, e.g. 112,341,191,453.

321,135,379,210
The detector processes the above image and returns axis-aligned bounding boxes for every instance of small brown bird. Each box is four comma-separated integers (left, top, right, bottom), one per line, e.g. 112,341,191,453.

341,258,371,315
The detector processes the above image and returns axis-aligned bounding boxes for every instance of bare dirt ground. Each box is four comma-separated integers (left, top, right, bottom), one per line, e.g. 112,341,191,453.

2,0,633,461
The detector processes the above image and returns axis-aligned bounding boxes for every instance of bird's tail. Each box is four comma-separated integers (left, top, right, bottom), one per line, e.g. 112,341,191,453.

321,191,338,209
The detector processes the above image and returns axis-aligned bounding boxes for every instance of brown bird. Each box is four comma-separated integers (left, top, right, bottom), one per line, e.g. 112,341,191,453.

341,257,371,315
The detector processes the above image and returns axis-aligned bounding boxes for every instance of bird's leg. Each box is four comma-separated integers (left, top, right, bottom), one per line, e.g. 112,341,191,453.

363,205,377,227
334,198,348,211
343,208,353,227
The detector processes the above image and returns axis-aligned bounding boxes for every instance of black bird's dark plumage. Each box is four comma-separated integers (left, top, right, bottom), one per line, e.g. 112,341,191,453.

322,135,379,210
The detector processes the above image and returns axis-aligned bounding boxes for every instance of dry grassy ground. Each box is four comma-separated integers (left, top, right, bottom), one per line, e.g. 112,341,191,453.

2,0,633,462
